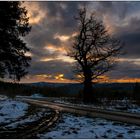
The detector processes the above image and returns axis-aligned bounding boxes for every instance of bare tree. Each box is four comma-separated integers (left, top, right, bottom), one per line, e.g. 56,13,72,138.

68,7,123,102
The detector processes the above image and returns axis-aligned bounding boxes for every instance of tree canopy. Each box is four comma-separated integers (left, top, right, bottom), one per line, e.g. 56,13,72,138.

0,2,31,81
68,7,123,102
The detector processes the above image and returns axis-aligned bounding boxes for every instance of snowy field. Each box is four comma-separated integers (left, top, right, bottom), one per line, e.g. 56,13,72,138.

0,94,140,138
0,96,52,129
0,96,28,124
39,113,140,139
16,93,45,99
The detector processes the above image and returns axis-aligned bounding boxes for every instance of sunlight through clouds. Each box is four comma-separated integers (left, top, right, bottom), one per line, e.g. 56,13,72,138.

19,2,140,83
23,2,46,25
55,74,64,81
54,34,70,42
44,45,65,54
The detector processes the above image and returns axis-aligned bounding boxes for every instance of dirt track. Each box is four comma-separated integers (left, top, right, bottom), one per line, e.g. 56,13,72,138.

0,104,60,139
21,97,140,126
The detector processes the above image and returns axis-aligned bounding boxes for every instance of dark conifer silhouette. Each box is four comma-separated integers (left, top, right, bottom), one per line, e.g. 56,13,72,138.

68,7,123,102
0,2,31,81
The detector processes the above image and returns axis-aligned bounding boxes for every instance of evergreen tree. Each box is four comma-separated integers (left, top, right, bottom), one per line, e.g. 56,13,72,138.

0,2,31,81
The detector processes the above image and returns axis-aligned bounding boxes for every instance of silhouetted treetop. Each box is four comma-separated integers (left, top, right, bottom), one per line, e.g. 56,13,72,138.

0,2,31,81
68,7,123,102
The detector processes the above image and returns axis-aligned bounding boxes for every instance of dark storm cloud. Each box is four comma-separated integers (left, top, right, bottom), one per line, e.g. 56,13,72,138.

29,60,74,79
31,47,61,62
23,1,140,81
26,24,61,49
108,61,140,79
119,33,140,59
39,1,85,34
97,1,129,19
93,2,140,59
91,1,140,80
24,1,86,79
25,1,83,59
115,17,140,59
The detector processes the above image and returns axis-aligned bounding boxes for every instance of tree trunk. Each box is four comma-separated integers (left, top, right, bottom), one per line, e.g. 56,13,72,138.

83,69,94,103
83,80,93,103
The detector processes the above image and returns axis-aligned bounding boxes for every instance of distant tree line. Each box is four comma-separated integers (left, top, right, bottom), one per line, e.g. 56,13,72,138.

0,81,140,103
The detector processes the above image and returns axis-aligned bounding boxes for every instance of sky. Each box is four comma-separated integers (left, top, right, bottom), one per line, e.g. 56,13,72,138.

20,1,140,83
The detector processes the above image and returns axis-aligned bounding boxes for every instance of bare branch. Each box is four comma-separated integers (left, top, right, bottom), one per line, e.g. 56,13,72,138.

67,7,123,83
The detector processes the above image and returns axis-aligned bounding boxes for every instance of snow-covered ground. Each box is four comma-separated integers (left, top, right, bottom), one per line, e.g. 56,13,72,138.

16,93,44,98
0,95,140,139
0,94,54,138
5,108,51,129
0,97,28,124
39,113,140,139
0,95,52,130
0,95,8,100
30,93,45,98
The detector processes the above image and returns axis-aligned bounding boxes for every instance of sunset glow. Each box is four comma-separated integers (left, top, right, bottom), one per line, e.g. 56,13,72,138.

54,34,70,42
23,2,46,24
19,2,140,83
55,74,64,81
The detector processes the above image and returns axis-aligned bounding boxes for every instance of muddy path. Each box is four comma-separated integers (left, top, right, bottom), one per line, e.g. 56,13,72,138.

21,98,140,126
0,104,60,139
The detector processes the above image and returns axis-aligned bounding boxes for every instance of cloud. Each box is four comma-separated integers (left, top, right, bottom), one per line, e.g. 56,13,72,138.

114,17,140,59
28,59,75,79
107,60,140,79
23,2,46,25
20,2,140,83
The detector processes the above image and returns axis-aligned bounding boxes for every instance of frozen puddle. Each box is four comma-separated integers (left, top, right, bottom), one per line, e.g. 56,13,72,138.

39,113,140,139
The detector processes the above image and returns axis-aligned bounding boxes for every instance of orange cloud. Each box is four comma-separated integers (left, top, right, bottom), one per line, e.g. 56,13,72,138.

103,15,116,35
76,74,140,83
45,45,65,54
55,74,64,81
23,2,46,25
25,52,33,57
20,73,140,84
54,34,70,42
111,78,140,83
96,76,140,83
96,75,110,83
40,58,55,62
36,74,52,79
58,55,75,63
41,44,75,63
